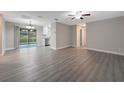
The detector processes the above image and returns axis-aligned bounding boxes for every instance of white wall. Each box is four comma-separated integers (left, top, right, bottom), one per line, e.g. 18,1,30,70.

56,22,72,49
50,22,56,49
0,16,2,54
2,18,6,55
71,25,86,47
36,26,44,47
0,15,6,55
43,25,51,38
87,16,124,54
71,25,77,47
5,21,15,50
0,15,4,54
50,22,72,49
4,21,44,50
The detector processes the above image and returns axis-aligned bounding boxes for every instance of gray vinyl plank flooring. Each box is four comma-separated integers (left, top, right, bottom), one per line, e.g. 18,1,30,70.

0,47,124,82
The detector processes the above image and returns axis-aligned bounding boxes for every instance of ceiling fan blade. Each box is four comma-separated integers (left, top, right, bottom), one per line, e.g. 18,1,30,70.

68,14,75,16
72,17,75,20
82,14,91,16
80,17,84,20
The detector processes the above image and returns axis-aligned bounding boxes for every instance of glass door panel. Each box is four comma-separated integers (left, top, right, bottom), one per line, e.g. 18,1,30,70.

28,30,37,44
20,30,28,45
19,28,37,48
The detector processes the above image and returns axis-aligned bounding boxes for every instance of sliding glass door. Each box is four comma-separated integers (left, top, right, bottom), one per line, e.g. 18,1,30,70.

20,28,37,48
20,30,28,45
28,30,37,44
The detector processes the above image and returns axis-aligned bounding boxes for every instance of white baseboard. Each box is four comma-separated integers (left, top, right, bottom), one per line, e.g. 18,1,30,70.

2,51,5,56
0,50,6,56
56,45,72,50
0,48,15,56
5,48,15,51
50,47,57,50
85,47,124,56
50,45,72,50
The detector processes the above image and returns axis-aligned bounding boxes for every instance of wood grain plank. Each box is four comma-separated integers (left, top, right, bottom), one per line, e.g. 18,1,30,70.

0,47,124,82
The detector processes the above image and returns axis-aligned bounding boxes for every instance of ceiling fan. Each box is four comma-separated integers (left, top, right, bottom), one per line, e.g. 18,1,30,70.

68,11,91,20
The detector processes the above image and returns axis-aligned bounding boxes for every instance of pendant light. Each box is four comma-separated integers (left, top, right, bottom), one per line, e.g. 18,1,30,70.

25,20,35,30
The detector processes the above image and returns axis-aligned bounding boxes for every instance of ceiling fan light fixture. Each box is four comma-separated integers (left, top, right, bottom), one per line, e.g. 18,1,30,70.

80,17,84,20
75,15,80,19
31,26,35,29
68,11,91,21
26,25,32,29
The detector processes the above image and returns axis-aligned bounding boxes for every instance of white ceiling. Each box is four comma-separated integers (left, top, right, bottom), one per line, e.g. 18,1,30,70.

0,11,124,26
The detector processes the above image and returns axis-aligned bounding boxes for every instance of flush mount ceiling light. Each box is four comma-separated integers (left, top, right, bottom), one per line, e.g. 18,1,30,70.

68,11,91,20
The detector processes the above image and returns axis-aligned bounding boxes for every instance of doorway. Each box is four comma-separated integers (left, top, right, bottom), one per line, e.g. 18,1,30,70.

19,28,37,48
76,25,86,47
